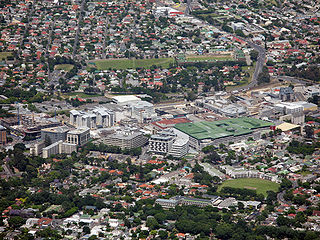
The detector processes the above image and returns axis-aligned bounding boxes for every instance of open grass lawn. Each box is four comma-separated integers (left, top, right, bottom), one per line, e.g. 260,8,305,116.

54,64,74,72
186,55,233,62
0,52,12,60
218,178,279,196
91,57,175,70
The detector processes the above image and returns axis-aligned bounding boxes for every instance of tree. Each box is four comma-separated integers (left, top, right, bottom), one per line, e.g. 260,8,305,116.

83,226,90,234
207,151,221,163
257,66,270,85
8,216,25,228
215,223,233,240
146,217,159,230
304,125,314,138
280,179,292,190
158,230,168,239
276,215,291,227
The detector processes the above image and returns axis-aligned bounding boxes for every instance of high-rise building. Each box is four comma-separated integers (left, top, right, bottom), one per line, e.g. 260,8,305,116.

41,126,69,144
66,127,90,146
70,107,115,129
0,125,7,145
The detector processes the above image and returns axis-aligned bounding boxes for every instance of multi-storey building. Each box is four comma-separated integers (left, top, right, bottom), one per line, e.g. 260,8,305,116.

70,107,115,129
101,128,148,149
41,126,69,144
66,127,90,146
0,125,7,145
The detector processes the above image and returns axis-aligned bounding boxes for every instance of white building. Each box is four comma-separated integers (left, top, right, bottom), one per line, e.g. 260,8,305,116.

70,107,115,129
42,140,77,158
101,128,148,149
127,101,157,123
112,95,141,105
149,129,189,158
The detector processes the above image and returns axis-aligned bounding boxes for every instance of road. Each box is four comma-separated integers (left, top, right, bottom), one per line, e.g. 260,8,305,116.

277,180,298,205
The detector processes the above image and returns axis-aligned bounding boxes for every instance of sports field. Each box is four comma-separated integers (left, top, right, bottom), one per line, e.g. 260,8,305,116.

218,178,279,196
90,57,175,70
0,52,12,60
174,117,272,140
186,55,233,62
54,64,74,72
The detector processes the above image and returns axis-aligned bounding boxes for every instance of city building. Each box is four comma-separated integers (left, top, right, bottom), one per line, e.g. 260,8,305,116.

149,129,189,157
126,101,156,123
219,165,279,182
175,117,272,150
100,128,148,149
42,140,77,158
41,126,69,144
66,127,90,146
279,87,294,101
156,196,221,208
151,117,192,132
0,125,7,145
196,98,247,117
70,107,115,129
112,95,141,105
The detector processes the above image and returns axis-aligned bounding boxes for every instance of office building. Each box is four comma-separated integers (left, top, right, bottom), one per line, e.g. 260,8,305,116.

127,101,156,123
0,125,7,145
70,107,115,129
149,129,189,157
66,127,90,146
41,126,69,144
101,128,148,149
42,140,77,158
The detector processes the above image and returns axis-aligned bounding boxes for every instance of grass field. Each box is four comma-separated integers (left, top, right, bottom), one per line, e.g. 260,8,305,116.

0,52,12,60
186,55,233,62
218,178,279,196
54,64,74,72
91,58,175,70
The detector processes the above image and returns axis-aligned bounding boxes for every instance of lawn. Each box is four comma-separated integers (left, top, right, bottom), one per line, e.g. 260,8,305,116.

91,57,175,70
186,55,233,62
0,52,12,60
218,178,279,196
54,64,74,72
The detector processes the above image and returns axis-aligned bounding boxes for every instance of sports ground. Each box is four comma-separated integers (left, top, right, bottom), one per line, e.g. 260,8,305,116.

89,57,175,70
218,178,280,196
174,117,272,140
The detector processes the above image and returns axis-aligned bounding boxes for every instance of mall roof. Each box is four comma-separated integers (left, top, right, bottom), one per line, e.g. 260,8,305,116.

174,117,272,140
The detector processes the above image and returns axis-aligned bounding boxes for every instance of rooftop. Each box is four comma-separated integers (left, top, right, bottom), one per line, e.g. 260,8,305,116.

41,126,69,133
175,117,272,140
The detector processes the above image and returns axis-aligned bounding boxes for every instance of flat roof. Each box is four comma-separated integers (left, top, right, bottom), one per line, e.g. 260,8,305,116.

276,122,300,132
175,117,272,140
42,126,69,133
112,95,140,103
